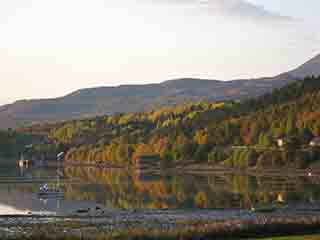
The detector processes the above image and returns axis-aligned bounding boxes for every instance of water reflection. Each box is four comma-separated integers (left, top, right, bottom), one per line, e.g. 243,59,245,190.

0,186,105,215
0,165,320,215
63,167,320,210
0,166,102,215
0,203,23,215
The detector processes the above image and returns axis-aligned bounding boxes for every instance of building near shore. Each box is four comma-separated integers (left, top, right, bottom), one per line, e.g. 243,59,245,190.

133,154,161,169
310,137,320,147
277,138,285,147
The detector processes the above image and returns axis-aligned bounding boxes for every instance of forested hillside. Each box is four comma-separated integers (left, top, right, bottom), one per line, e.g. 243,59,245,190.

33,76,320,169
2,53,320,130
0,130,34,161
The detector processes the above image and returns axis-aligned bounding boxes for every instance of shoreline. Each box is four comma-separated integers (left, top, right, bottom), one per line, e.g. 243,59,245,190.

1,208,320,239
62,162,320,177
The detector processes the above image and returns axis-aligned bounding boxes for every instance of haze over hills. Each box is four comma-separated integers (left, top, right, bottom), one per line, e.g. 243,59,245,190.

0,54,320,129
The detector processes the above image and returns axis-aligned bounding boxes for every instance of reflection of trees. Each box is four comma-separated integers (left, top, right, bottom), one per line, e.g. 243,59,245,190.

63,167,320,210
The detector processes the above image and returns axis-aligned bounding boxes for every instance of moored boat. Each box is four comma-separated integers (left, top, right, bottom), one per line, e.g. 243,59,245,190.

37,152,65,199
38,184,64,198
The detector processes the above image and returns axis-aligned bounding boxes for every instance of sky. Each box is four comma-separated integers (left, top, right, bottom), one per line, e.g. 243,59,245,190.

0,0,319,105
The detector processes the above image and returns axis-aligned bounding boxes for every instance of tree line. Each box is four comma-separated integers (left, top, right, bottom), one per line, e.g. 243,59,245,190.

22,76,320,169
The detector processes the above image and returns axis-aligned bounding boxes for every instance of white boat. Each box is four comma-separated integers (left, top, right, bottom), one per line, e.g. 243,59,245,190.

38,152,65,199
38,184,64,198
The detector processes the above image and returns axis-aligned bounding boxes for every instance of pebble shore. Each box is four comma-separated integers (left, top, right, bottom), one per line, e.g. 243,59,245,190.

1,207,320,239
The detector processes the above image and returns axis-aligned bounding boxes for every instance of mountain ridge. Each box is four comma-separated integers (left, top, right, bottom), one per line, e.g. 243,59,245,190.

0,53,319,129
288,54,320,78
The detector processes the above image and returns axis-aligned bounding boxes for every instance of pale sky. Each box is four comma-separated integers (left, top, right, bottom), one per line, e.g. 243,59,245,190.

0,0,319,105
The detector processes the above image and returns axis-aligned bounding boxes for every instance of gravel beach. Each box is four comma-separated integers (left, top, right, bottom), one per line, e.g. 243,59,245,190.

1,206,320,239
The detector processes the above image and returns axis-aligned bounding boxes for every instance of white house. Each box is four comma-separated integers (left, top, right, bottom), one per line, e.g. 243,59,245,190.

277,138,284,147
310,137,320,147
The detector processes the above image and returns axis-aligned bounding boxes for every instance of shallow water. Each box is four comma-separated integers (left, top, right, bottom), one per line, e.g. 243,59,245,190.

0,164,320,215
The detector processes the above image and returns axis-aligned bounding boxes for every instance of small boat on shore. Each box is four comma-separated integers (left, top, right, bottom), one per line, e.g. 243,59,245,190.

38,184,64,198
37,152,65,199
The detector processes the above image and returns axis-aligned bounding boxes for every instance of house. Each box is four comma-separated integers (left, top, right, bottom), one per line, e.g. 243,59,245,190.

133,154,161,169
18,159,33,168
277,137,301,148
18,153,33,168
310,137,320,147
277,138,285,147
277,193,285,204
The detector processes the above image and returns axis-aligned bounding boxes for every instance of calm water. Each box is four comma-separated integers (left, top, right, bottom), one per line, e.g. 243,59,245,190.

0,164,320,215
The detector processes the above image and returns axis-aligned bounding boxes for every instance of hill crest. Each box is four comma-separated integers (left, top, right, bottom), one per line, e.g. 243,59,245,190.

0,53,319,129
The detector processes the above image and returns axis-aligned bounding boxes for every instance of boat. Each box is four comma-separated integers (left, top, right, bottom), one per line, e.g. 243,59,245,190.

38,184,64,198
37,152,65,199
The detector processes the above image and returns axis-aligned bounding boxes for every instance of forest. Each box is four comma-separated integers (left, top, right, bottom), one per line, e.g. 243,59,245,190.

41,77,320,168
0,130,35,160
9,76,320,169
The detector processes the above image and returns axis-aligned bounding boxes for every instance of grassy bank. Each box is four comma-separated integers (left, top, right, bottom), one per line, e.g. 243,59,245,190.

260,235,320,240
4,234,320,240
2,215,320,240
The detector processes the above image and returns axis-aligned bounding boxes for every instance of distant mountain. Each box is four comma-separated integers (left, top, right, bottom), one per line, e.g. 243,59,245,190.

289,54,320,78
0,54,319,129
